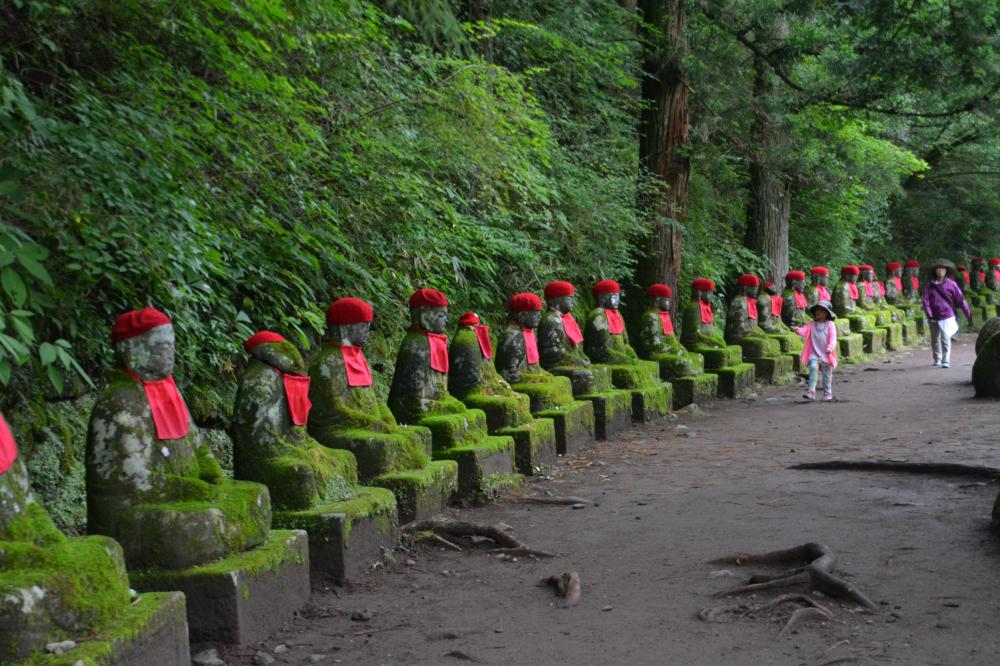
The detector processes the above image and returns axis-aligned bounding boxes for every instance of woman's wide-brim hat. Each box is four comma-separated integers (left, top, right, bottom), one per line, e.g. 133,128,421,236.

810,300,836,321
929,258,957,275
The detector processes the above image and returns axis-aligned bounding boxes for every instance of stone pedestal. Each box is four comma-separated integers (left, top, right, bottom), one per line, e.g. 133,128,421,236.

670,374,719,408
549,365,633,440
132,530,310,646
512,375,595,455
879,322,904,350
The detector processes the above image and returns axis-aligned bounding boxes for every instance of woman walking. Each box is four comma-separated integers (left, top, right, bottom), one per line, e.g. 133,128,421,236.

922,258,971,369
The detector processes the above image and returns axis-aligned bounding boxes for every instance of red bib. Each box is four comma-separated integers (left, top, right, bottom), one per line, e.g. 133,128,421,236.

658,311,674,335
864,281,874,297
338,345,373,388
698,301,714,325
123,369,190,440
474,325,493,359
0,413,17,474
910,277,919,291
605,309,625,334
282,373,313,426
522,329,540,365
877,281,886,296
769,295,782,317
817,285,831,301
793,291,807,309
848,283,859,300
746,298,758,320
562,312,584,346
962,271,970,285
426,332,449,373
993,270,1000,283
891,276,902,292
977,271,986,283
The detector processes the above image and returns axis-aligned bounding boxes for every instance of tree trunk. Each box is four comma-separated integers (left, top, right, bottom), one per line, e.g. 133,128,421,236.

744,56,790,281
633,0,689,315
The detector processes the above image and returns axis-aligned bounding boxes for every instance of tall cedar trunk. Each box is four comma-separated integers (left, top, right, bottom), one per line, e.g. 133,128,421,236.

744,56,790,281
633,0,689,317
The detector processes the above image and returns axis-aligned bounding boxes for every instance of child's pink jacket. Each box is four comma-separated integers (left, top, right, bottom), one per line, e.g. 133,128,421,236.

794,322,838,368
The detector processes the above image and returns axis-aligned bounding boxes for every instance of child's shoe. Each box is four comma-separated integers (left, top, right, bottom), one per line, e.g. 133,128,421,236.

823,392,833,401
803,389,816,401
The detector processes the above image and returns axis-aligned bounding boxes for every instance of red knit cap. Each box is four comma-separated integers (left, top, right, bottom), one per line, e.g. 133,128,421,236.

691,278,715,292
785,270,806,281
904,260,920,268
973,256,984,261
736,274,760,287
990,258,1000,266
544,281,575,299
858,264,873,271
327,297,374,325
958,264,968,270
408,288,448,309
112,307,172,343
810,266,829,276
244,330,286,352
763,281,775,289
842,265,861,276
592,279,621,296
646,283,671,298
886,261,902,272
509,292,542,312
458,312,480,326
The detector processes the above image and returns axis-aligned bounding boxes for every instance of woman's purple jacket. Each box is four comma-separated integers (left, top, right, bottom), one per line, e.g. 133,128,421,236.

922,278,971,321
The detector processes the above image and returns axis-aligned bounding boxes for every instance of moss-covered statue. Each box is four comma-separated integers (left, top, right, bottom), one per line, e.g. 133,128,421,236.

233,328,399,579
781,270,811,329
494,298,596,455
305,298,456,523
833,266,886,356
760,280,803,367
805,267,832,308
537,280,632,438
860,265,904,350
583,279,672,421
449,306,557,474
959,264,972,292
832,265,860,319
973,321,1000,398
884,262,904,305
2,412,188,664
903,259,929,336
680,278,755,397
387,289,516,499
725,274,791,383
988,258,1000,293
634,283,717,407
971,257,987,291
87,308,308,645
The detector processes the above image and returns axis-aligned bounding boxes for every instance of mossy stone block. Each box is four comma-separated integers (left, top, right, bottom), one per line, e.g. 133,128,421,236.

324,426,432,483
511,376,575,412
861,328,887,355
550,364,614,395
653,350,705,379
375,460,458,524
838,333,865,361
901,320,920,344
787,352,802,373
436,435,518,500
671,374,718,408
536,399,595,455
767,332,801,354
699,345,742,370
746,354,795,384
605,360,660,389
973,329,1000,397
274,487,398,584
418,409,489,453
879,323,904,351
131,529,310,645
460,392,532,431
628,382,673,423
971,307,987,329
581,389,633,441
846,313,874,333
914,314,928,335
498,417,558,475
712,363,756,398
873,310,892,326
737,336,781,358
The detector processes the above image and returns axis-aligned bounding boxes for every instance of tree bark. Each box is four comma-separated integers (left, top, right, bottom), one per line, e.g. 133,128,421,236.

744,56,790,281
632,0,689,315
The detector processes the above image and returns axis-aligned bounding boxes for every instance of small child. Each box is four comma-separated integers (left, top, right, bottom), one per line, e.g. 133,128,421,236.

794,301,838,401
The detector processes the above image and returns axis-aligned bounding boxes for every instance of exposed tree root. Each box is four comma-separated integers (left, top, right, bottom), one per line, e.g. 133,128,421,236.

404,519,556,559
778,606,833,636
791,460,1000,478
542,571,581,607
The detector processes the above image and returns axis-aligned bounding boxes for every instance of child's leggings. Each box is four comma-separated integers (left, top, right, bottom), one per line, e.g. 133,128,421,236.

808,358,833,394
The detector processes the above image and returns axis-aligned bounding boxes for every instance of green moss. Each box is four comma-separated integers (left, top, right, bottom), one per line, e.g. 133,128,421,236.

418,409,489,452
498,416,557,474
671,373,718,408
511,376,574,411
630,382,672,421
604,361,659,389
736,335,781,358
325,427,430,482
461,391,532,430
745,355,795,384
711,363,755,398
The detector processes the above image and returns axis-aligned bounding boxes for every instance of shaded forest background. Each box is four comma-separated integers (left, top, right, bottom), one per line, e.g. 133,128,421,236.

1,0,999,529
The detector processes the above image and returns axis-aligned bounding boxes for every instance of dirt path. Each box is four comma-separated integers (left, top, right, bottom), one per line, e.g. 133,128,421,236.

230,335,1000,666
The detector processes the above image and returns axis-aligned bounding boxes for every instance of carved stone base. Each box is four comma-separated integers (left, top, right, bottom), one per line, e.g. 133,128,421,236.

499,417,558,475
437,435,518,500
787,352,802,372
879,322,904,350
745,354,795,384
860,328,887,355
536,399,595,455
580,390,632,440
131,530,310,646
670,374,718,408
711,363,756,398
901,320,920,344
699,345,743,370
375,461,458,524
627,382,673,423
275,488,400,583
838,333,865,362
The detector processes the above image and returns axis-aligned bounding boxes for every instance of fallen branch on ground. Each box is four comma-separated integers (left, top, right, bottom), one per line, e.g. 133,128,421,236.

779,606,833,636
791,461,1000,478
542,571,581,607
404,518,556,558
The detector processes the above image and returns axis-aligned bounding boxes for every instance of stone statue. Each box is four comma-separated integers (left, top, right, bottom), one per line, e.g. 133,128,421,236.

583,280,673,421
832,265,860,318
537,280,632,438
958,264,972,291
782,270,811,328
857,265,878,310
635,283,718,406
860,266,904,349
988,258,1000,291
681,278,755,397
1,411,188,663
725,274,790,383
805,267,832,307
834,266,887,354
902,260,921,301
971,257,987,290
305,297,455,522
884,262,904,305
232,328,400,578
757,281,785,334
387,289,516,498
449,304,557,474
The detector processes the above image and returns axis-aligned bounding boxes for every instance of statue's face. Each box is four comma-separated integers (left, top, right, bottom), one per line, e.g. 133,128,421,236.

693,289,712,302
744,285,759,298
651,296,670,311
116,325,175,380
596,292,621,309
515,310,542,329
415,306,448,333
547,294,575,314
811,274,828,286
790,279,805,291
844,272,858,283
903,267,917,277
973,259,986,270
333,322,371,348
861,269,873,281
